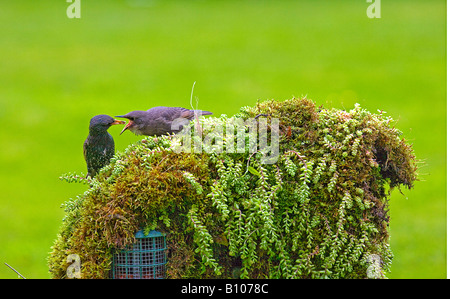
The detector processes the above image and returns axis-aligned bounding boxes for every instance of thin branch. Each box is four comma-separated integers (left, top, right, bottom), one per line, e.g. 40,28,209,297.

4,263,26,279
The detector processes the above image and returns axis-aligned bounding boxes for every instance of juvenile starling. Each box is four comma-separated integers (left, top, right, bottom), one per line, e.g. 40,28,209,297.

116,106,213,136
83,115,126,177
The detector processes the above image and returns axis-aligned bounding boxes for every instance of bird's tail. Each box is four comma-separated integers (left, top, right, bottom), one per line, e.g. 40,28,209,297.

198,110,213,116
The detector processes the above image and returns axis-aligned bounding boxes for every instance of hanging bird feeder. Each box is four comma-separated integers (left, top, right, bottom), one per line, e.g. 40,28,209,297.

111,230,167,279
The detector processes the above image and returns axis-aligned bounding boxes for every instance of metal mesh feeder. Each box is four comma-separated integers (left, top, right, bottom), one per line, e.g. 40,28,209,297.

111,230,167,279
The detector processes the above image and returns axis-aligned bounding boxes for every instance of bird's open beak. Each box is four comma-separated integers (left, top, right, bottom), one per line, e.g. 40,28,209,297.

111,119,126,126
119,120,134,135
115,115,131,135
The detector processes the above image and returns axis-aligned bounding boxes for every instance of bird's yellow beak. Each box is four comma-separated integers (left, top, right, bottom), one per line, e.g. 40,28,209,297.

112,119,126,126
120,120,134,135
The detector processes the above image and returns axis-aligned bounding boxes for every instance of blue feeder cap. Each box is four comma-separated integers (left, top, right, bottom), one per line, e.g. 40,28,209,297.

135,230,165,238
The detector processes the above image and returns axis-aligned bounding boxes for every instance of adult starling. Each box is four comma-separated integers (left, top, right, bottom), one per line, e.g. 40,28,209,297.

116,106,213,136
83,115,126,177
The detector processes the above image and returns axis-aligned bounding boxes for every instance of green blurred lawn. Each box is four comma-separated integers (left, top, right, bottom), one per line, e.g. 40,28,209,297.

0,0,445,278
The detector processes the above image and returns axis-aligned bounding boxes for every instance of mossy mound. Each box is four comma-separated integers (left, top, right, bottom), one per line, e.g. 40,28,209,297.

49,97,417,279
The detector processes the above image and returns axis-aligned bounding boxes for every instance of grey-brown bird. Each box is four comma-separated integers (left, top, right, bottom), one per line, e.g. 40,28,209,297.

83,115,126,177
116,106,213,136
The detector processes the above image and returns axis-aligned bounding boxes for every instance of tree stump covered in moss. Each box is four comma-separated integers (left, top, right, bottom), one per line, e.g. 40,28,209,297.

49,97,417,279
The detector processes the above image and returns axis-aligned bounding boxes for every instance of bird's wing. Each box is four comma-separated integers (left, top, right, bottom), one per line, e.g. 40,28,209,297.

83,138,92,177
147,107,211,121
83,139,88,162
178,108,212,120
149,107,191,120
179,109,197,120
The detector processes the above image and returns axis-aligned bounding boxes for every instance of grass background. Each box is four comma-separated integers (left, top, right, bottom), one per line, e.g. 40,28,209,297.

0,0,445,278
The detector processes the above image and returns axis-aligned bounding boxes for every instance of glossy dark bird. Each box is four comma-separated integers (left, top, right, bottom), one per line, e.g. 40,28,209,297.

83,115,126,177
116,106,213,136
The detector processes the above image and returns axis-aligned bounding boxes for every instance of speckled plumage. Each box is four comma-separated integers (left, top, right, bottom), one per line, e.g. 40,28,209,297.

83,115,125,177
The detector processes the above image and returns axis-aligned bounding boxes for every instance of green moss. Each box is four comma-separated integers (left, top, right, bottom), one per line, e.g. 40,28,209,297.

49,97,417,279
